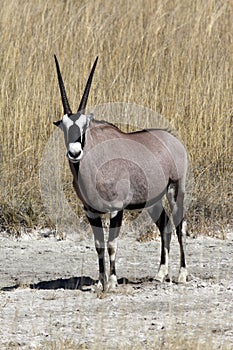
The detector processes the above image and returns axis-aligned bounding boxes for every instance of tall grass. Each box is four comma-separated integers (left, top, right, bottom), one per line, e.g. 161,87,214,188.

0,0,232,234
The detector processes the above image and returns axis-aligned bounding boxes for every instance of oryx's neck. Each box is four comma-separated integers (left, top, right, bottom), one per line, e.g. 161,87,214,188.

84,119,122,150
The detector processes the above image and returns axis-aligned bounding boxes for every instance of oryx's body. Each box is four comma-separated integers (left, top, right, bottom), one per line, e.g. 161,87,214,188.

53,56,188,290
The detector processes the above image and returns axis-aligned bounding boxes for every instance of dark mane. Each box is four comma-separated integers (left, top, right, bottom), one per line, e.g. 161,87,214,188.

92,119,118,129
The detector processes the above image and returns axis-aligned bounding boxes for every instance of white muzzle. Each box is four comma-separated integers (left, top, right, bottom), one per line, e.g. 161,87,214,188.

67,142,83,162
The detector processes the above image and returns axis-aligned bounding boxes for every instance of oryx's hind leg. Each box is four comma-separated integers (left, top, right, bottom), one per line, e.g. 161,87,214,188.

167,180,188,283
86,212,108,291
107,210,123,290
148,201,172,282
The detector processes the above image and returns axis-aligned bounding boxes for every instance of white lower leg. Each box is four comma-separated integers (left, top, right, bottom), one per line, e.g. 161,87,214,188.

156,248,169,282
107,237,118,290
178,267,188,283
108,274,118,290
178,220,188,283
97,272,108,290
95,238,108,291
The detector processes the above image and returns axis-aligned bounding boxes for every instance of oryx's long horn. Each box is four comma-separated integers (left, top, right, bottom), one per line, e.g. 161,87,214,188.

54,55,72,115
77,56,98,113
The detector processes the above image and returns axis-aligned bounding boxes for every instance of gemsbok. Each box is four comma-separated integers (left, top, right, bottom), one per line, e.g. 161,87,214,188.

53,55,188,291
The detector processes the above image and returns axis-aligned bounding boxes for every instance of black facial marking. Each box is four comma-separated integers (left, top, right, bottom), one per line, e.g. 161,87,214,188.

53,120,62,127
68,124,82,144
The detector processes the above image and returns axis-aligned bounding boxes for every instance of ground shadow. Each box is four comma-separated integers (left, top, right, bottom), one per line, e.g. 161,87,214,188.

30,276,155,291
0,276,156,292
30,276,97,291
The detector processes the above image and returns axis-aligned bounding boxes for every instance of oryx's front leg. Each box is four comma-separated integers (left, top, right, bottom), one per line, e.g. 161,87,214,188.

86,213,108,291
107,210,123,290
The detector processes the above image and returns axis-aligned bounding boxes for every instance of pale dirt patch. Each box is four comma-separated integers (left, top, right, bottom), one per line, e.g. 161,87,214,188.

0,229,232,349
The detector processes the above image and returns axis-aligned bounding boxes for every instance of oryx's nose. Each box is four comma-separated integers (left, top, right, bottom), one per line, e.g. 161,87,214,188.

69,142,80,155
67,142,83,161
68,150,81,158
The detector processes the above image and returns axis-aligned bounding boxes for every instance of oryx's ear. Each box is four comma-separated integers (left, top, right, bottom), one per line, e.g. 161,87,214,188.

53,120,62,129
86,113,94,127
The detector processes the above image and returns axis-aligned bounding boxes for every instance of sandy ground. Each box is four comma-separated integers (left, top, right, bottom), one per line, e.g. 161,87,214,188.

0,227,232,349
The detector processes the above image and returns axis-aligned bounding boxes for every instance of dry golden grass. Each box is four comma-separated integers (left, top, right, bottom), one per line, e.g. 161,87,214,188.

0,0,232,234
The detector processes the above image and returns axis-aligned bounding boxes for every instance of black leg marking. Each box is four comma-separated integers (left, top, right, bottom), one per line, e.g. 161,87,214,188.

167,181,188,282
148,202,171,282
176,221,186,268
86,215,107,290
107,210,123,289
155,208,171,265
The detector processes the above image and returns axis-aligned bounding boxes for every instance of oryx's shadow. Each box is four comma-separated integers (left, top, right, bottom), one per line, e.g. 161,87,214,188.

29,276,150,291
30,276,141,292
30,276,97,291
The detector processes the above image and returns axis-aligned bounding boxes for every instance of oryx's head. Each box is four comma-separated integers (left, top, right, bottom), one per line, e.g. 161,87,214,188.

53,55,98,163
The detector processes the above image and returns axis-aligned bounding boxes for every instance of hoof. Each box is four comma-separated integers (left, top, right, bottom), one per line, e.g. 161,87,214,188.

178,267,188,283
108,275,118,291
155,264,169,283
96,280,104,290
96,274,108,292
